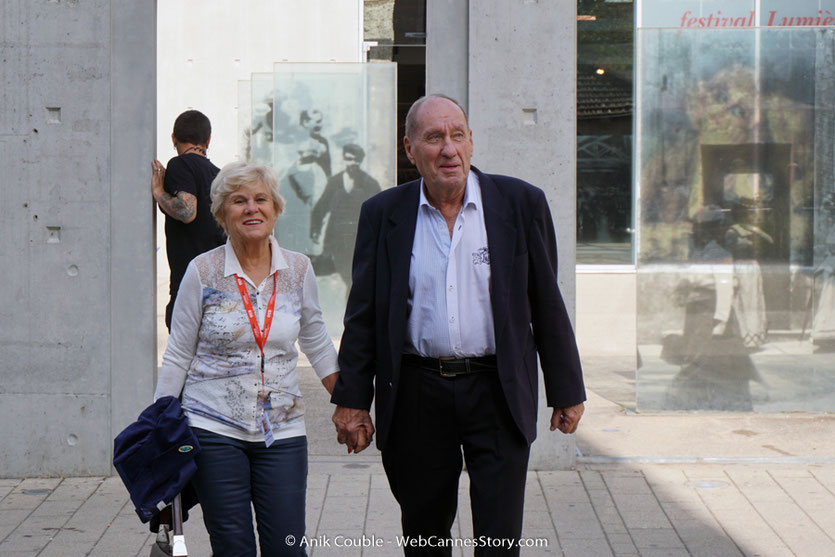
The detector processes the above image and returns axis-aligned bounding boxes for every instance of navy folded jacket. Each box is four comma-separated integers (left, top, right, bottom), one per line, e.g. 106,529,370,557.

113,396,200,523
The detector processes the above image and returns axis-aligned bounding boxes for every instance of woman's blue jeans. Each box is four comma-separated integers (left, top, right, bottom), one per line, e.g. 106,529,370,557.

190,428,308,556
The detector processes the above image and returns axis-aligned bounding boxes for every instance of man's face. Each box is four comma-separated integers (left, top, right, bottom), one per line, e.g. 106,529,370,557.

344,151,361,176
302,110,324,133
404,98,473,194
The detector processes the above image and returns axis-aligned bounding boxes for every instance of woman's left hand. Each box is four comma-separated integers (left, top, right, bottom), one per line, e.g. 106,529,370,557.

151,159,166,201
321,371,339,395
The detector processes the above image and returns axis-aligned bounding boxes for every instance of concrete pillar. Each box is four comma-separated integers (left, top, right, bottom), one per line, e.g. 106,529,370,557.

110,0,158,468
0,0,156,476
426,0,469,110
468,1,579,469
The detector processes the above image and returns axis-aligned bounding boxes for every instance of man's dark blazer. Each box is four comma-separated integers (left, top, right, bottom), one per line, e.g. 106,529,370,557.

331,167,585,450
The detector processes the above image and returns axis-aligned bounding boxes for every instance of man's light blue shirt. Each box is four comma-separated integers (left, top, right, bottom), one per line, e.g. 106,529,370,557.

404,171,496,358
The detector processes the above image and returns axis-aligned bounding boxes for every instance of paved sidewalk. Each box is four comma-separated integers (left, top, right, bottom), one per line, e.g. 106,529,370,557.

2,458,834,556
2,375,834,555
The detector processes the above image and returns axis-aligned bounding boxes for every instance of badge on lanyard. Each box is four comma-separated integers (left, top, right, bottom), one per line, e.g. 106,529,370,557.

257,413,275,447
235,273,278,447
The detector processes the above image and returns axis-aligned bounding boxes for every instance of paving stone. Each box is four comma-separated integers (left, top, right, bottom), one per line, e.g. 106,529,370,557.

559,537,616,557
769,469,835,536
44,477,104,502
518,529,560,555
302,530,363,557
608,542,641,555
1,459,835,556
325,475,370,497
0,481,21,500
726,467,835,556
698,492,789,556
671,520,740,556
522,509,554,530
38,540,98,557
638,548,690,557
0,531,53,553
317,496,367,531
87,512,152,557
629,527,686,551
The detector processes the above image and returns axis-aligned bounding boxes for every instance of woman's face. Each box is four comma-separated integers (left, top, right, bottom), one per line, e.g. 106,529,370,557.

222,181,278,245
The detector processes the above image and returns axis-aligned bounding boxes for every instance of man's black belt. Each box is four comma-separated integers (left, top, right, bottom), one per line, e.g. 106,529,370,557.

401,354,497,378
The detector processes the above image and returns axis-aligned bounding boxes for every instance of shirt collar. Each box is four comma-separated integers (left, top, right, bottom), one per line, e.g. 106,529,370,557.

418,170,481,211
223,235,288,284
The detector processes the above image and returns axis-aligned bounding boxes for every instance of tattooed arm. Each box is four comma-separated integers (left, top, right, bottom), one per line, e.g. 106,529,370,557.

151,159,197,223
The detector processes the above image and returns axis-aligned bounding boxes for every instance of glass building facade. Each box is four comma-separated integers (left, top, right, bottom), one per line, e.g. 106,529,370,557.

632,1,835,410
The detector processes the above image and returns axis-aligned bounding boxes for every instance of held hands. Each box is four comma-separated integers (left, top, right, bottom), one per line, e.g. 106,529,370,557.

332,406,375,454
550,402,584,434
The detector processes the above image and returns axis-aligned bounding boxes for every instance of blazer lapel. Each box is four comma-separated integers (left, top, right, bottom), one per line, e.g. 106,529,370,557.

386,180,420,371
477,169,516,348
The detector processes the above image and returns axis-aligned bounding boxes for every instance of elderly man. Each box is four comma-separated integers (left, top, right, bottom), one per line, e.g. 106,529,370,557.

331,95,585,555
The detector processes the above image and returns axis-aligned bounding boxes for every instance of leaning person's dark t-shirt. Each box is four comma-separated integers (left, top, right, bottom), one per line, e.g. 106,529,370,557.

163,153,225,327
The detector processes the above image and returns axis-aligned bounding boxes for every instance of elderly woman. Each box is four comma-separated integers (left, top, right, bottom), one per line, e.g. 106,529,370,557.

154,161,338,556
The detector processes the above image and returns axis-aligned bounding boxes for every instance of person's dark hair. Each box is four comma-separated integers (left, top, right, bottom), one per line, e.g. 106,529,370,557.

404,94,468,139
299,109,323,127
173,110,212,145
342,143,365,162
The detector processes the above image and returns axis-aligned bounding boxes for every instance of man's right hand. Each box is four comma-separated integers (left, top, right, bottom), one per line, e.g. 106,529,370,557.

332,406,375,454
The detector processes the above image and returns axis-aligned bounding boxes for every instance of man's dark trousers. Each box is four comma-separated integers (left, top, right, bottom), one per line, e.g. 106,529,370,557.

382,359,530,556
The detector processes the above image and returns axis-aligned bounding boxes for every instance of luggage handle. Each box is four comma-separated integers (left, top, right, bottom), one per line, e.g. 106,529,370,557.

170,494,188,556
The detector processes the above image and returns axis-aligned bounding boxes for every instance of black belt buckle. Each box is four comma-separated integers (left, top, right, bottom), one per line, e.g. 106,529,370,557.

438,359,468,378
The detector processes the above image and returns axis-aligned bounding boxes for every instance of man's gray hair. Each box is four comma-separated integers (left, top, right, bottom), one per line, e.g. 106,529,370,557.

404,94,469,139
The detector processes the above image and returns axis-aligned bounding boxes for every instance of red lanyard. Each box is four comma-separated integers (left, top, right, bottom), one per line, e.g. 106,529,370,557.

235,273,277,404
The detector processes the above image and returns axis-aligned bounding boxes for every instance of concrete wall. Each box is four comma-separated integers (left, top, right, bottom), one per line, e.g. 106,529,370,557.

0,0,156,476
426,0,469,110
428,0,579,469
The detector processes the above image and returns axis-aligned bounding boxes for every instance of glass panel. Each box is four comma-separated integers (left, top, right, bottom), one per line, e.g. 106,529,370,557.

639,0,756,29
266,63,398,335
638,1,835,28
577,0,635,264
248,73,276,166
237,80,251,162
635,27,835,411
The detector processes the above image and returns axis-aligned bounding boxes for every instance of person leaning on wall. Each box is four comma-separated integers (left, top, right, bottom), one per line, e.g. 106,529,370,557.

151,109,226,330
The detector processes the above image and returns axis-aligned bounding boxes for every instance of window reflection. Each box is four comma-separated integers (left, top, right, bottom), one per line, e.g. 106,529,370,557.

577,0,635,264
636,27,835,412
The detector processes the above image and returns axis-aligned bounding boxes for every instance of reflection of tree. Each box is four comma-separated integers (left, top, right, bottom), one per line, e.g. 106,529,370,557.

640,65,813,264
662,207,766,410
812,221,835,349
